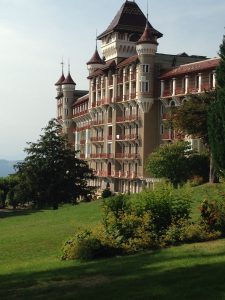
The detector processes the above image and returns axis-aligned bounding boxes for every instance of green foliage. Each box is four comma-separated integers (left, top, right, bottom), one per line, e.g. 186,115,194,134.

14,119,95,209
163,219,221,246
101,188,112,199
146,141,208,186
0,189,4,208
62,229,103,260
199,196,225,235
208,35,225,177
103,183,192,237
168,91,216,145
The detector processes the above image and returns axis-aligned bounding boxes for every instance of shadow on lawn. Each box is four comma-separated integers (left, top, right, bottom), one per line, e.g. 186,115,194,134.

0,208,47,219
1,248,225,300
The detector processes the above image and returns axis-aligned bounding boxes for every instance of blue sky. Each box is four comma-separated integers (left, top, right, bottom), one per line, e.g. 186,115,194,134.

0,0,224,160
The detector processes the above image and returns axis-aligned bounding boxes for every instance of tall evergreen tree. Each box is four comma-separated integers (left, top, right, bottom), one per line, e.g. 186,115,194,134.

208,35,225,177
15,119,95,209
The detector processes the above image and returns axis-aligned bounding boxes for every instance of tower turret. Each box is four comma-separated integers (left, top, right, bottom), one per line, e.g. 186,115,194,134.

136,21,159,113
61,70,76,142
86,45,105,74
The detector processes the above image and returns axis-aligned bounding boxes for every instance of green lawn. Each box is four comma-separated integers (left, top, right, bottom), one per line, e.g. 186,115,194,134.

1,185,225,300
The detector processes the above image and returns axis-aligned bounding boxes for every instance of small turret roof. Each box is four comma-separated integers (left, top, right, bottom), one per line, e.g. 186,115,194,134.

137,22,158,45
62,73,76,85
55,73,65,86
98,1,162,40
87,48,104,65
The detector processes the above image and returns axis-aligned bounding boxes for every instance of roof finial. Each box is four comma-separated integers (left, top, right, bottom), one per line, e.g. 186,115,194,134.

68,58,70,74
147,0,149,21
60,58,64,75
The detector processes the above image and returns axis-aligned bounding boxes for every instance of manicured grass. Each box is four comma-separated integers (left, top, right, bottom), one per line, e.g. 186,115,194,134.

1,184,225,300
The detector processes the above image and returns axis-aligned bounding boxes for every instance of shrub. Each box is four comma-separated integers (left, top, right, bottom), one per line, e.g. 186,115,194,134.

126,183,192,235
62,229,113,260
163,219,221,246
101,188,112,199
199,196,225,235
101,210,158,253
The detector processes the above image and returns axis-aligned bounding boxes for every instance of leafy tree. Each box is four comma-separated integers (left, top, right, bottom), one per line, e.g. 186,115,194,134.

0,176,18,208
145,141,209,187
167,90,216,182
15,119,95,209
208,35,225,177
167,91,216,145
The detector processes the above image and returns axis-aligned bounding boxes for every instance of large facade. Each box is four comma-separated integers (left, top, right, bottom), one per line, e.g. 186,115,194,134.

55,1,219,193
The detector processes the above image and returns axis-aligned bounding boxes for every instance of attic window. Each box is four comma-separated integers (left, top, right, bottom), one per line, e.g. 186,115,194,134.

129,33,141,42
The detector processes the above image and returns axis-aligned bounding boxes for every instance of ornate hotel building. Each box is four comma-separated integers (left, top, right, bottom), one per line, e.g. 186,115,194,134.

55,1,219,193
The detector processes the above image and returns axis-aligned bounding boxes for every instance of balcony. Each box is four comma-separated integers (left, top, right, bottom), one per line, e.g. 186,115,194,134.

115,134,139,141
91,120,104,126
116,115,139,123
117,77,123,84
90,136,104,142
124,75,129,82
95,170,138,179
96,98,112,107
115,153,140,160
115,96,123,103
124,94,129,101
90,153,114,159
76,124,91,132
131,74,136,81
108,79,113,86
73,110,88,118
175,88,185,95
114,171,138,179
80,139,86,145
130,92,136,100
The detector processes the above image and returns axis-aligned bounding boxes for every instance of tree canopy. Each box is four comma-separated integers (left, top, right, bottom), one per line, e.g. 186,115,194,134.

145,141,209,187
167,91,216,146
15,119,95,209
208,35,225,177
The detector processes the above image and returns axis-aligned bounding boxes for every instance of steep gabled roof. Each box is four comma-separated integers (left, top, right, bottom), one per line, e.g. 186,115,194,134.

98,1,162,39
160,57,220,79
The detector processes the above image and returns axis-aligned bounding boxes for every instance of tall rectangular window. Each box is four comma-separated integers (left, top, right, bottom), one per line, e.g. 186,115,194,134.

142,64,150,73
140,81,149,93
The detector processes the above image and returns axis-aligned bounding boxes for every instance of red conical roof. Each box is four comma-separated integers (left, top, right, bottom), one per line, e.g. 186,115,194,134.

55,73,65,86
62,73,76,85
87,48,104,65
137,22,158,45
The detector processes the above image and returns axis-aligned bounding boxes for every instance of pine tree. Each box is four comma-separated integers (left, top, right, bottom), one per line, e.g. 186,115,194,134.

15,119,95,209
208,35,225,177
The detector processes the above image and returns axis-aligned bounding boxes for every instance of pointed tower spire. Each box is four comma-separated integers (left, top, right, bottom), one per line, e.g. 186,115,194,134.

86,34,104,67
55,60,65,86
62,60,76,85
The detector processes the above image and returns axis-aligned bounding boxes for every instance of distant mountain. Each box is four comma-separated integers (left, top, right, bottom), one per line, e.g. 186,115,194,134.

0,160,18,177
